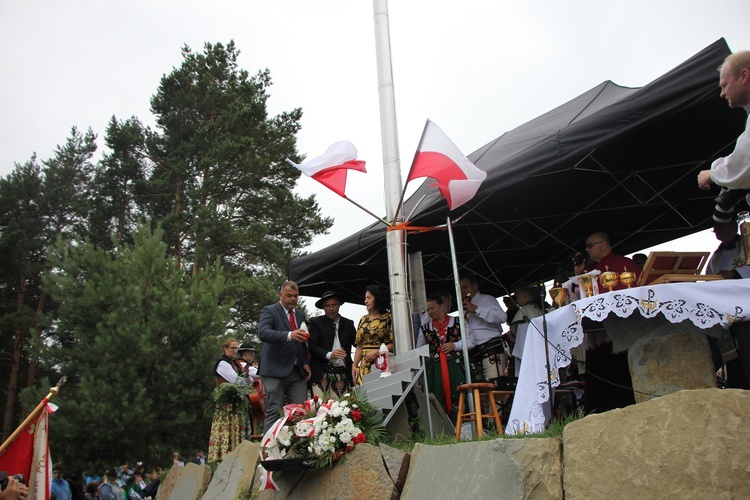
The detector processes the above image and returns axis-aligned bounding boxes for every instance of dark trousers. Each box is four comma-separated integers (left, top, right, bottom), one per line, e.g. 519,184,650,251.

727,323,750,389
262,368,308,433
584,342,636,414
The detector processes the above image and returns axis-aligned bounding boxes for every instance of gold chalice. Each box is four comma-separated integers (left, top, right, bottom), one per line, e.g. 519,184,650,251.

579,274,594,297
549,287,569,308
620,270,636,288
599,266,619,292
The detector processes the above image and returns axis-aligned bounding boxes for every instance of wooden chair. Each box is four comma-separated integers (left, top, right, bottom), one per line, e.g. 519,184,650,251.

454,382,503,440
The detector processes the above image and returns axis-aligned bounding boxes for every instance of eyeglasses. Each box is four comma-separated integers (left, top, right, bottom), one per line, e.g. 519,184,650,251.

585,241,604,250
228,346,239,351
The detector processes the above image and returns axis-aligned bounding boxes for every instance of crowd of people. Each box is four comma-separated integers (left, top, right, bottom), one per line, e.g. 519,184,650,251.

208,275,516,453
39,451,210,500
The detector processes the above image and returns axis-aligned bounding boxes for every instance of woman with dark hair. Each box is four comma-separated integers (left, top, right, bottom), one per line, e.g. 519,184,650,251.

417,292,474,420
352,285,394,384
208,337,248,463
83,481,98,499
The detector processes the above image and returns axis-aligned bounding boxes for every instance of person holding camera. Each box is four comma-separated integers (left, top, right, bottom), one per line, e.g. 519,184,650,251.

0,474,28,500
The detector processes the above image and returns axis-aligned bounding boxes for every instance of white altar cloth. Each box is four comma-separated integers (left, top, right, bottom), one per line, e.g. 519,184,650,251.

505,279,750,435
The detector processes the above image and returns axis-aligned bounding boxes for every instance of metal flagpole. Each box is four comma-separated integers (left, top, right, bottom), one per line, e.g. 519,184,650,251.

447,216,475,419
372,0,413,354
447,217,474,387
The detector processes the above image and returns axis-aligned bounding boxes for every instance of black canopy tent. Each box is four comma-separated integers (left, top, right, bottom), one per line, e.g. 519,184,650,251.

289,39,746,303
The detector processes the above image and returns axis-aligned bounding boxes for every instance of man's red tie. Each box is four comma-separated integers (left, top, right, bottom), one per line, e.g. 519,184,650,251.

289,311,297,330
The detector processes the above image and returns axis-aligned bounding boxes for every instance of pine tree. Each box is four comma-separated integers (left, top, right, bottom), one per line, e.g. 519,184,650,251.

107,40,332,335
0,157,46,438
44,224,232,469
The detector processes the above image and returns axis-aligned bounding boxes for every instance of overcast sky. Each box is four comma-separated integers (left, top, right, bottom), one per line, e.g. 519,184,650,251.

2,0,749,319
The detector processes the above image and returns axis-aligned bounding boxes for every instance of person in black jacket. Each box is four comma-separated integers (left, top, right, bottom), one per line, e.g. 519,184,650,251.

140,469,160,499
308,290,356,399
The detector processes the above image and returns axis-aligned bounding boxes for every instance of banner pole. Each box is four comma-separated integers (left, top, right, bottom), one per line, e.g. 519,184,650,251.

0,377,65,455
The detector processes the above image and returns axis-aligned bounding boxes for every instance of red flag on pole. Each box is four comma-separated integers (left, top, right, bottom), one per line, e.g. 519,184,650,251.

28,404,53,499
287,141,366,197
0,399,53,498
406,120,487,210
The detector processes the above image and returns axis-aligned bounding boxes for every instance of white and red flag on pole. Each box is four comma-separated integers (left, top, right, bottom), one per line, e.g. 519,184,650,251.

0,400,56,498
286,141,366,197
406,120,487,210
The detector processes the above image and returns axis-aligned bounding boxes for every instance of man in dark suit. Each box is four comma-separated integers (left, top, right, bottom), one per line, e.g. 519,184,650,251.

308,290,356,400
258,280,311,433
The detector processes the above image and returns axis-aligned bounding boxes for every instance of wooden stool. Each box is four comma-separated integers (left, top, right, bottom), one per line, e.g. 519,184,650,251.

455,382,503,440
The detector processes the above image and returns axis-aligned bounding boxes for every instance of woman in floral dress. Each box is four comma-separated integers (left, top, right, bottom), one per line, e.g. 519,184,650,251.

352,285,394,385
208,337,248,463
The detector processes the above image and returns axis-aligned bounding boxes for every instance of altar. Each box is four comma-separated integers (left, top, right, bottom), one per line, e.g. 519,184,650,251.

505,279,750,435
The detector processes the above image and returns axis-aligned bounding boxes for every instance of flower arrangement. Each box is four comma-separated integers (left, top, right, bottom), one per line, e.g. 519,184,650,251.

260,388,386,471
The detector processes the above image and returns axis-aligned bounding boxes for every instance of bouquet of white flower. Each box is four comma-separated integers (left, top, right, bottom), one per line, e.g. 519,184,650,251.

258,389,386,488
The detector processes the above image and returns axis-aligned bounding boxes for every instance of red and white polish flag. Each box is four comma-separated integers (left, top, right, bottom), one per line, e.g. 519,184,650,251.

287,141,366,197
0,400,56,499
406,120,487,210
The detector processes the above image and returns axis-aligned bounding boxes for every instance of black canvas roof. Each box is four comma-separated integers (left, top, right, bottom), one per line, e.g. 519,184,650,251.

289,39,746,302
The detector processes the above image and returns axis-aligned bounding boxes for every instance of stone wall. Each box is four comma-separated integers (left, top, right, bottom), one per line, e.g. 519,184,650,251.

166,388,750,499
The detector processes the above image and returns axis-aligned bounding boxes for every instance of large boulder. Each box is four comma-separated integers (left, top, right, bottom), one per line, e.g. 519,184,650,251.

250,443,400,499
285,443,398,500
379,443,410,492
156,465,183,499
401,437,562,500
203,440,260,500
563,388,750,499
627,330,715,403
164,463,211,500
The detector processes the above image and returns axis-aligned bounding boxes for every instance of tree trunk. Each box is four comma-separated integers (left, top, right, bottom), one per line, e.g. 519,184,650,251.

116,198,127,244
174,176,182,269
26,287,48,391
2,271,26,439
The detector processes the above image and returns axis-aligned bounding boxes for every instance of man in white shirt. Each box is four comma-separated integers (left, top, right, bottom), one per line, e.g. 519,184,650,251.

459,272,507,381
697,50,750,222
707,220,750,278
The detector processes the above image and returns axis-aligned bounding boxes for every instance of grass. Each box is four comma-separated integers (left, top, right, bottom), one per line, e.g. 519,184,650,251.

382,409,585,453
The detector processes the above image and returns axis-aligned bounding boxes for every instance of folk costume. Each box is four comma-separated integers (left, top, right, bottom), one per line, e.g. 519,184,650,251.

208,354,249,463
466,291,507,381
354,312,393,384
309,312,356,400
416,316,474,418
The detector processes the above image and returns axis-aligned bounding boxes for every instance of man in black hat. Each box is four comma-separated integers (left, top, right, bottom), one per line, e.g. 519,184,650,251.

308,291,356,399
236,342,259,380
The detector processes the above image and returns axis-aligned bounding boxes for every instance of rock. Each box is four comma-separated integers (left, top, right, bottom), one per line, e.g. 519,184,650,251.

401,438,562,500
627,331,715,403
165,463,211,500
511,438,563,500
156,465,184,499
563,388,750,499
379,443,410,492
286,443,398,500
203,440,260,500
253,467,305,500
